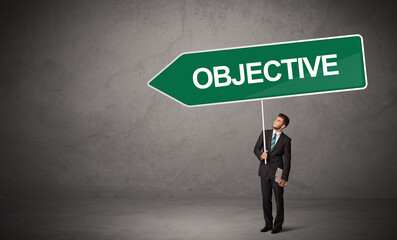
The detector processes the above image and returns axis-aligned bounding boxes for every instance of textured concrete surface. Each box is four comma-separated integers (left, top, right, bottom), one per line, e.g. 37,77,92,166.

1,0,396,200
2,196,396,239
1,2,396,238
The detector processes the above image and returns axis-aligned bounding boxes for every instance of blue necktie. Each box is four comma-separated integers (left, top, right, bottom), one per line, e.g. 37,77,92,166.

270,133,277,151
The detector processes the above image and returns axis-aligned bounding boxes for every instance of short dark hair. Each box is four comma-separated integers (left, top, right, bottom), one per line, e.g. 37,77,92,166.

278,113,290,128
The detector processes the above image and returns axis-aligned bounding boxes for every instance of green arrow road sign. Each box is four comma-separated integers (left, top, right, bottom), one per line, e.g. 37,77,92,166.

148,34,367,107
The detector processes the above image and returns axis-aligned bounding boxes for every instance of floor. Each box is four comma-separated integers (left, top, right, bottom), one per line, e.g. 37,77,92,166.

2,196,396,240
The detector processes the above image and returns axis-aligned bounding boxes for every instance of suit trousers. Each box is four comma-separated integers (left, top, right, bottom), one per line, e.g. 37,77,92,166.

261,176,284,228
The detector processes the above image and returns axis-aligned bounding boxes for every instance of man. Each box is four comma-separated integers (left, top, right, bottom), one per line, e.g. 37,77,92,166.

253,113,291,234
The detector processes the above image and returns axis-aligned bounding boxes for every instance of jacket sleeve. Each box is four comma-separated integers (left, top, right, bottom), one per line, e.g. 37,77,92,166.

281,139,291,181
253,131,264,162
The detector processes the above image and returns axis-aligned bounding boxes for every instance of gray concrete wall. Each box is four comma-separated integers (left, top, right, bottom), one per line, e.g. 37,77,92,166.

1,0,396,199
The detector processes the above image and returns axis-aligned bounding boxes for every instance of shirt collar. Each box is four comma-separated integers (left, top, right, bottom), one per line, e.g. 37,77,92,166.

272,129,282,137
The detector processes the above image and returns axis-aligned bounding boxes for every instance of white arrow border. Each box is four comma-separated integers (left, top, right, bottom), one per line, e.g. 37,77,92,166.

147,34,368,108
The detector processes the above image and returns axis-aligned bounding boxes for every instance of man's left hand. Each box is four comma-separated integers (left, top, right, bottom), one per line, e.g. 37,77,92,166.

278,179,286,187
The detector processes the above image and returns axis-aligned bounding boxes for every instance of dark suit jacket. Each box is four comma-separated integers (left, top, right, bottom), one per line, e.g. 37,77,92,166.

254,129,291,181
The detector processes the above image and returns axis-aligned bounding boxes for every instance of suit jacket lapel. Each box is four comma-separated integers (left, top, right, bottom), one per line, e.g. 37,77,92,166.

266,130,272,151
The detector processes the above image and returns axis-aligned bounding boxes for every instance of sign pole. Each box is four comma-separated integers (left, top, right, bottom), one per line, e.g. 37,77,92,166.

261,100,267,164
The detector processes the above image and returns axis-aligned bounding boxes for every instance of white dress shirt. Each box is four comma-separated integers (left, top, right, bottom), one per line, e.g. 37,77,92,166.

272,129,282,145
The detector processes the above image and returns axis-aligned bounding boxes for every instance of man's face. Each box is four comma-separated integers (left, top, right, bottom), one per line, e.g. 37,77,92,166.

273,117,285,130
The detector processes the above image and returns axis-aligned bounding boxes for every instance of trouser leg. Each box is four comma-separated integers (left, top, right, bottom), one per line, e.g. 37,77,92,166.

272,179,284,228
261,177,273,227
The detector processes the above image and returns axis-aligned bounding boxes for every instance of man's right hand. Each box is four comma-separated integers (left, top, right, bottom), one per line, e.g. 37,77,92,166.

261,150,268,160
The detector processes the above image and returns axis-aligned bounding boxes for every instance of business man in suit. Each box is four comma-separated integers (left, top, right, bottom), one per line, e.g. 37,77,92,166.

254,113,291,234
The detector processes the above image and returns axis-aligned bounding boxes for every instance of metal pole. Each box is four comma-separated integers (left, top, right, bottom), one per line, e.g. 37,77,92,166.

261,100,267,164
